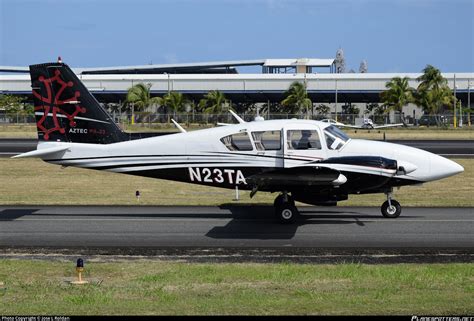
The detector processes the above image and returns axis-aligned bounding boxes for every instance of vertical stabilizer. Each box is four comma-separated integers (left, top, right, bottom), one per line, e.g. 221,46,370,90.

30,62,128,144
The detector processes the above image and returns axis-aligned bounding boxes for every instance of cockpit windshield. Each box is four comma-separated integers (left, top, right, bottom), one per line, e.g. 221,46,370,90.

324,125,350,150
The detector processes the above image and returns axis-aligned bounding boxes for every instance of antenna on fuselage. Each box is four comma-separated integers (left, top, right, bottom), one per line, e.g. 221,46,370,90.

171,119,187,133
217,110,246,126
229,110,246,124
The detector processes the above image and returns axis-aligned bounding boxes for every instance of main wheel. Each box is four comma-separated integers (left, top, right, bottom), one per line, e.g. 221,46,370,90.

275,203,299,224
273,194,295,208
381,199,401,218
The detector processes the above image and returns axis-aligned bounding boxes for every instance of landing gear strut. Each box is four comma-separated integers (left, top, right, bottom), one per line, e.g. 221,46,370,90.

381,191,401,218
274,192,299,224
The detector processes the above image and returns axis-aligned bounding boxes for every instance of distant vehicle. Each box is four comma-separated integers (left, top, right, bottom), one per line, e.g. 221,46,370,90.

322,117,404,129
418,115,447,126
14,61,464,224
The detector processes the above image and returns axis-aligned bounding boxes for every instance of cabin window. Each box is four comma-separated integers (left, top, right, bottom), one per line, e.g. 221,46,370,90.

251,130,281,151
324,125,350,150
220,132,253,151
286,130,321,150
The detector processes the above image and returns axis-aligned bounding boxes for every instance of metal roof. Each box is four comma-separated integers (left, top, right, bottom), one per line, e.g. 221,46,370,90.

263,58,335,67
0,58,335,74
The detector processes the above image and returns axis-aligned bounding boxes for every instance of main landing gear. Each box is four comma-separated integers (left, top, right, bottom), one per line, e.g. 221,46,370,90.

274,193,299,224
381,191,401,218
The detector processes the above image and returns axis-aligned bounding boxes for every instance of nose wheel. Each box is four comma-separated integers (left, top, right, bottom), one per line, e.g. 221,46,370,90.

274,193,299,224
381,193,401,218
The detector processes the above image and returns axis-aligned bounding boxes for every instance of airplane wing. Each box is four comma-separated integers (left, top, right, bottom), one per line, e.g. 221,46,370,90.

332,123,404,129
246,166,347,188
372,123,404,129
12,144,71,159
331,123,361,129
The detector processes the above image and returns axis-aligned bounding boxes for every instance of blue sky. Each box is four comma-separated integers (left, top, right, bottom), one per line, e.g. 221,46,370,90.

1,0,472,72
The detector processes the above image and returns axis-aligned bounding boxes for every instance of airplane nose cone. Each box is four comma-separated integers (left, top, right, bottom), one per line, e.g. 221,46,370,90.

429,154,464,180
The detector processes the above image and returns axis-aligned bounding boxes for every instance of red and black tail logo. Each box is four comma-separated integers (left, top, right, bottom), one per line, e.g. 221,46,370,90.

33,69,86,140
29,62,127,144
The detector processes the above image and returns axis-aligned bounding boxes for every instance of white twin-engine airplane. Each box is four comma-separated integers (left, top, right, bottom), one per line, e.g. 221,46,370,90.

14,62,464,224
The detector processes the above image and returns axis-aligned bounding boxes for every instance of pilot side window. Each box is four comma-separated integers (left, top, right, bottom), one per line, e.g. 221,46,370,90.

287,130,321,150
251,131,281,151
324,125,350,150
220,132,253,151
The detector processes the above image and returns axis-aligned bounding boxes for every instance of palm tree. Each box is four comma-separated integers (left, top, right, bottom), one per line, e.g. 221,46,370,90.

281,81,312,117
415,85,454,125
158,91,190,124
125,83,162,125
414,65,454,125
125,83,161,111
161,92,189,113
315,104,331,116
198,90,227,114
380,77,414,125
417,65,446,91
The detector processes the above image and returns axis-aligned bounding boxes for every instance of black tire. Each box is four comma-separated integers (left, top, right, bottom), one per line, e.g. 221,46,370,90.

273,194,295,208
275,203,299,224
381,200,401,218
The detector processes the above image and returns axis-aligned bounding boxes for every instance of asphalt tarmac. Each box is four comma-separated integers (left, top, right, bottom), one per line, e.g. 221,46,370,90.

0,205,472,248
1,138,472,158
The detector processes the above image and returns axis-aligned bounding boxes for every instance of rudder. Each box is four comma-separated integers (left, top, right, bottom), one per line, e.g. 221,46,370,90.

30,61,128,144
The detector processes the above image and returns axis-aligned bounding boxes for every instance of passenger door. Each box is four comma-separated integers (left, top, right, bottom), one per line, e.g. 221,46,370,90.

250,130,284,169
282,124,326,168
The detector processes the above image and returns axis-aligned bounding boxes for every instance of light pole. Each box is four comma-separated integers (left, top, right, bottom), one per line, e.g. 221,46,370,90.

468,80,472,126
335,79,338,122
453,74,457,128
164,72,170,95
185,102,191,127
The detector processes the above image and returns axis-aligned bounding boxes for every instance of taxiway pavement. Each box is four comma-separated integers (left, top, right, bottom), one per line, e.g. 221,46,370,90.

0,205,472,249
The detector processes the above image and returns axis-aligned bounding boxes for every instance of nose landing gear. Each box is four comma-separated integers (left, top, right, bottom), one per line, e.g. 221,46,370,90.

274,192,299,224
381,192,401,218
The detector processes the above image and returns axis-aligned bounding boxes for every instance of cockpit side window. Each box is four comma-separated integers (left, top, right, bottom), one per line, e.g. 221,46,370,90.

324,125,350,150
220,132,253,151
286,130,321,150
251,130,281,151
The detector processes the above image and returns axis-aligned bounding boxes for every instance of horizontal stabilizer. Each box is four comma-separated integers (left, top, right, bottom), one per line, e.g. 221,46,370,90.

12,145,71,159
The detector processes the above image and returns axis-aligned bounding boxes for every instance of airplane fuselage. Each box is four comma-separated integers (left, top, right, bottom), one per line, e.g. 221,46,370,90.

39,119,463,205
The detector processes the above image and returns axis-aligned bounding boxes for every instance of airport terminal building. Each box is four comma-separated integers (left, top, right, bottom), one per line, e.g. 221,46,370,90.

1,55,473,122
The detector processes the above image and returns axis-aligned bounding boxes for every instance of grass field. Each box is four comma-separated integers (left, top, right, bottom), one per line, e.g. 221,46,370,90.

1,124,474,139
0,260,472,315
0,158,472,207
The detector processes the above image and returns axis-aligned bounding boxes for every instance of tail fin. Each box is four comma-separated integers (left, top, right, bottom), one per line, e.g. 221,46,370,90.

30,62,128,144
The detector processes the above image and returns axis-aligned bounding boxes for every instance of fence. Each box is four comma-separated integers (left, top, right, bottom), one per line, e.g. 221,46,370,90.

0,112,472,128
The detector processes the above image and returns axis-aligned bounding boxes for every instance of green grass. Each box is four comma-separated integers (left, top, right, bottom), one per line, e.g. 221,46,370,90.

1,124,474,139
0,260,472,315
0,158,472,207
